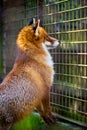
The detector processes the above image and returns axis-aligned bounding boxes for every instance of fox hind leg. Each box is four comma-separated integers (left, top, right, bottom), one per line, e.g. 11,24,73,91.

0,123,12,130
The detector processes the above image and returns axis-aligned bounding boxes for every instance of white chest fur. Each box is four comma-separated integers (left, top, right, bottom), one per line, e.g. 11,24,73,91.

42,43,54,82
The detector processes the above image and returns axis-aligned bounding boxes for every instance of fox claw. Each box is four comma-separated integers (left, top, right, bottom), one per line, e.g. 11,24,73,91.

42,115,57,125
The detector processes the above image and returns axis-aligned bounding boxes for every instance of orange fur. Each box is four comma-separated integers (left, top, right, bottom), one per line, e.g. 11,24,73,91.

0,20,59,130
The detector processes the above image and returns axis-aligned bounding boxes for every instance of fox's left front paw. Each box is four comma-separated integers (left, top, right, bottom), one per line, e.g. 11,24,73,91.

42,114,57,125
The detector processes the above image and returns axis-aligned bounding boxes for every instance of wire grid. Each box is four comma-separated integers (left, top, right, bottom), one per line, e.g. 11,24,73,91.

3,0,38,74
43,0,87,124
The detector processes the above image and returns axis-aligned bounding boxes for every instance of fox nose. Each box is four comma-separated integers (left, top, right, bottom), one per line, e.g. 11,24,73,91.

56,40,61,46
58,40,61,44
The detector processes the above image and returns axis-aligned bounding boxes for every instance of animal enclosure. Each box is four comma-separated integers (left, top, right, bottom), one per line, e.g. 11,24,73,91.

1,0,87,127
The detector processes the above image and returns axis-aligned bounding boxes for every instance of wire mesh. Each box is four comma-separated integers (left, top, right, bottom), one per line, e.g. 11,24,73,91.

43,0,87,124
3,0,38,74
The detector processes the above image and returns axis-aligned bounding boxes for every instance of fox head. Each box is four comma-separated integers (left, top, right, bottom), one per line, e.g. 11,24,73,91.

17,19,60,51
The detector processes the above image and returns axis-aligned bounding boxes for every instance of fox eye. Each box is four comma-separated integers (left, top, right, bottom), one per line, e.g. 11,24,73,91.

45,35,49,39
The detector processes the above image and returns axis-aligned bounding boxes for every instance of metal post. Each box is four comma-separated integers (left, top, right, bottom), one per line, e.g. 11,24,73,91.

38,0,44,24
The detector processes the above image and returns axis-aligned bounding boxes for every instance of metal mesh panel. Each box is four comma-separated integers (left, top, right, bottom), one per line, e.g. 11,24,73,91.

3,0,38,74
43,0,87,124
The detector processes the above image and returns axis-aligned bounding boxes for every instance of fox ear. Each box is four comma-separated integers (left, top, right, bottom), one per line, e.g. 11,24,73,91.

29,19,40,36
34,19,40,36
29,18,35,25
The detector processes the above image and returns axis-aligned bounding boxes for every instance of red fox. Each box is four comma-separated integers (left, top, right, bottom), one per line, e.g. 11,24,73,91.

0,19,60,130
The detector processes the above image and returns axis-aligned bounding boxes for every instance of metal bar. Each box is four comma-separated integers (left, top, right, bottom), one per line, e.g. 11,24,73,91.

38,0,44,24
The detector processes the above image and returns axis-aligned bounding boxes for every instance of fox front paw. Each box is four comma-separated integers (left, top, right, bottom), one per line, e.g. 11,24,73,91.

42,114,57,125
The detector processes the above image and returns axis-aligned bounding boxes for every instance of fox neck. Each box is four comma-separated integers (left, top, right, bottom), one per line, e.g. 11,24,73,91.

42,43,54,82
16,42,46,63
42,43,53,67
16,41,53,67
15,41,54,83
